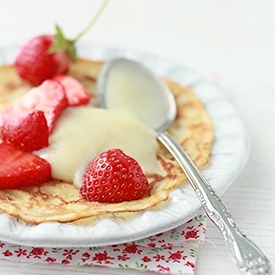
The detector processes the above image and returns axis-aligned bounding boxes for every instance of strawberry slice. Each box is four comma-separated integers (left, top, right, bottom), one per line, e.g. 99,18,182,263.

1,110,49,152
0,142,51,189
53,74,91,106
0,79,68,132
80,149,150,203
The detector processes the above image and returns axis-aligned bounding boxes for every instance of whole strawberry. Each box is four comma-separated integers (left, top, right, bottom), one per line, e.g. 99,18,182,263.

81,149,150,203
14,0,109,85
15,33,73,86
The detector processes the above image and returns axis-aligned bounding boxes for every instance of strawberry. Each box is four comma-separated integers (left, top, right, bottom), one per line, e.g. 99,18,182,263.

1,110,49,152
15,34,72,85
53,74,91,106
80,148,150,203
0,79,68,132
0,142,51,189
14,0,109,85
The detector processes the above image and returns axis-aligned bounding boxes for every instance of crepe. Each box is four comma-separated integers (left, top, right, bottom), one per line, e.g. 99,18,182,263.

0,59,214,224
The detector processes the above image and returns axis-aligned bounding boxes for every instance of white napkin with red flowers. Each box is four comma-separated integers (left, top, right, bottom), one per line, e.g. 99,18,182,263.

0,215,206,274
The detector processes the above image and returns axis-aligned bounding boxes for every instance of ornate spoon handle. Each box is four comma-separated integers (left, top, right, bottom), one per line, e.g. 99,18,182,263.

157,131,272,275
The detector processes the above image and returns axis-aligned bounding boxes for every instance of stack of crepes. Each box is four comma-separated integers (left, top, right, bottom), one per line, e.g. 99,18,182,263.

0,59,213,274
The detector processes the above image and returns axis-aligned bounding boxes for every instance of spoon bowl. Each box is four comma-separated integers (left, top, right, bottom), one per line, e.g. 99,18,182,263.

97,58,271,275
97,58,176,133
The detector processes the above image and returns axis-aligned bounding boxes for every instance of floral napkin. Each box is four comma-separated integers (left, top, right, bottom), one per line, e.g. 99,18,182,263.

0,215,206,275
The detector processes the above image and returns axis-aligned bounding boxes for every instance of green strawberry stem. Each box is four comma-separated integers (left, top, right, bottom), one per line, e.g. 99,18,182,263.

49,0,109,61
73,0,109,42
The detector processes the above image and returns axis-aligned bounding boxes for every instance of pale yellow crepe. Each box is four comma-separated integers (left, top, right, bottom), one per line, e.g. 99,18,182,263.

0,59,214,224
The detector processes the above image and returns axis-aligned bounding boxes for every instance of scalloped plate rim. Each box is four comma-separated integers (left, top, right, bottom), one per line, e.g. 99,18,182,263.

0,43,250,247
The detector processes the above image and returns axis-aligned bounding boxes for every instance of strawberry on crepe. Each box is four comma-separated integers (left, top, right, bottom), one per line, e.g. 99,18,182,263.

0,76,91,131
0,80,67,191
0,143,51,190
0,2,213,223
81,149,150,203
1,110,49,152
0,54,214,224
0,74,92,192
53,74,91,106
0,79,68,132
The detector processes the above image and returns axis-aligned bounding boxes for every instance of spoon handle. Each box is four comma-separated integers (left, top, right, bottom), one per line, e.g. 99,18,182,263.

157,131,272,275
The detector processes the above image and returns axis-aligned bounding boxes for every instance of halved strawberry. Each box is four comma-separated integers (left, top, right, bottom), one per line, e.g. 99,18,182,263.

1,110,49,152
0,79,68,132
0,142,51,189
53,74,91,106
80,148,150,203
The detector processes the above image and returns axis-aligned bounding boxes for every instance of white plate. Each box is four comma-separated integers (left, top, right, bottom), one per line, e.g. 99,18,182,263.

0,44,249,247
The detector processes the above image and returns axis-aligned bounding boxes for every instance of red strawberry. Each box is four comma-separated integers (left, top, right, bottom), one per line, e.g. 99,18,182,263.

80,148,150,203
53,75,91,106
14,0,109,85
0,142,51,189
0,79,68,132
15,35,72,85
1,110,49,152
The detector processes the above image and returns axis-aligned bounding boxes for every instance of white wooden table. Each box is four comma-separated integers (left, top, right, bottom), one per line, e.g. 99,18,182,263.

0,1,274,274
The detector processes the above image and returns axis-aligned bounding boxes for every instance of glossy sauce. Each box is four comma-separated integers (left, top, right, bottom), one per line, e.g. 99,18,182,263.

104,61,170,131
36,107,162,187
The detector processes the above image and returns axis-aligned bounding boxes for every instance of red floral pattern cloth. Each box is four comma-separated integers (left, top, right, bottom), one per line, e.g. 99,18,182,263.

0,215,206,274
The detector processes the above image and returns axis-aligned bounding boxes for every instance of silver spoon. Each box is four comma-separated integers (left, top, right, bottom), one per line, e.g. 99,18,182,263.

97,58,271,275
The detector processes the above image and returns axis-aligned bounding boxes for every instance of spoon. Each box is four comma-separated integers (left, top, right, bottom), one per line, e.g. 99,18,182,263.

97,58,271,275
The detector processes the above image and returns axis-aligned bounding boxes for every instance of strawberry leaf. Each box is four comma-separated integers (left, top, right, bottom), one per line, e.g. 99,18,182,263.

49,25,77,61
48,0,109,62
